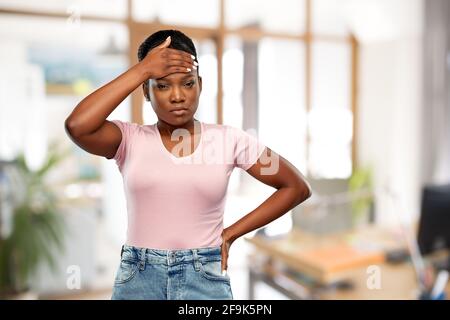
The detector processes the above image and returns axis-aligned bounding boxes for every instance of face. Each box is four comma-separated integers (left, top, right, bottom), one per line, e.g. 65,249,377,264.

144,69,202,127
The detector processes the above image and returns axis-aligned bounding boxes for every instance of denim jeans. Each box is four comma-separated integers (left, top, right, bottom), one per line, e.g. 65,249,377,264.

111,244,234,300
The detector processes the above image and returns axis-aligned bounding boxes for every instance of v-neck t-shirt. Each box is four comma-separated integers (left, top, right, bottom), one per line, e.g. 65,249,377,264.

108,120,266,250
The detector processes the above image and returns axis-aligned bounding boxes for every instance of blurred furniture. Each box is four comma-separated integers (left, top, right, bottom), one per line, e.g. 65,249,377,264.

292,178,374,235
417,184,450,270
245,226,450,300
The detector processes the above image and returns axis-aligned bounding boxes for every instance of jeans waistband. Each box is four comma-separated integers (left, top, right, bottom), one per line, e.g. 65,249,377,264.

120,244,222,266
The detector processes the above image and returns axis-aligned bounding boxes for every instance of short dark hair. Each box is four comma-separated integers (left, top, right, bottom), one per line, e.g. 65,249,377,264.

138,29,198,67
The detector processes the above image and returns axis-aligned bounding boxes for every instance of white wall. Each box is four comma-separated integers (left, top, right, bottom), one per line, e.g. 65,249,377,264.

354,0,424,225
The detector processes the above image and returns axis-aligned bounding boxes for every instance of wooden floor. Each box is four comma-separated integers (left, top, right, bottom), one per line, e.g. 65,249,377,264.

39,288,113,300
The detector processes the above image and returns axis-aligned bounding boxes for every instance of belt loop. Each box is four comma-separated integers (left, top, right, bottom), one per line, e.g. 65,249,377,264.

192,249,201,271
138,248,146,271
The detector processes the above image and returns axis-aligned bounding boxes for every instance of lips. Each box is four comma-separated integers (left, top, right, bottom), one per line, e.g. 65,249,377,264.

170,107,188,112
170,107,189,116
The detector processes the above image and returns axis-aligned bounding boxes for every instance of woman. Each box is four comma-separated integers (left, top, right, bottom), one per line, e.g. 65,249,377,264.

65,29,311,300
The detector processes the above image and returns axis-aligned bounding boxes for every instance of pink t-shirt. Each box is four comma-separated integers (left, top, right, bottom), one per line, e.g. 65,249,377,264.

108,120,266,250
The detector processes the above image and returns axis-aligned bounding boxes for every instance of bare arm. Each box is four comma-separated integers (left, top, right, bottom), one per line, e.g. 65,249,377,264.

227,148,311,240
221,148,311,271
64,36,195,159
64,63,149,159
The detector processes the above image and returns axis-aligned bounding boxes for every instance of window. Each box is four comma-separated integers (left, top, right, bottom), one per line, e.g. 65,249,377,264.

309,41,352,178
2,0,357,178
258,38,307,173
133,0,219,27
226,0,306,34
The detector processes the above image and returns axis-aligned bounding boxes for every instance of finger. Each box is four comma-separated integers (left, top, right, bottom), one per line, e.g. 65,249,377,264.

157,36,171,49
167,54,197,67
166,66,193,75
166,48,196,62
221,253,226,273
166,48,195,60
222,262,227,276
167,60,196,71
222,256,228,275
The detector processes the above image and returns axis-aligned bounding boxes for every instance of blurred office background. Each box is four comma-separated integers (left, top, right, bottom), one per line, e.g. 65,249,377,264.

0,0,449,300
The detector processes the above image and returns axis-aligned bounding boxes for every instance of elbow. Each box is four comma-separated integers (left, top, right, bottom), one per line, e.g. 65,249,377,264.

64,117,80,138
304,179,312,199
301,184,312,202
305,185,312,199
294,180,312,204
64,118,74,136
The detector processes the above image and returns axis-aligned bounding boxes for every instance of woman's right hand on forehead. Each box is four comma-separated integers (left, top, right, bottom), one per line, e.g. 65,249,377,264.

141,36,197,80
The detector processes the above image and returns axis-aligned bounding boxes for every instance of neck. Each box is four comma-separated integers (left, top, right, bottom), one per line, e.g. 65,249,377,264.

157,118,197,135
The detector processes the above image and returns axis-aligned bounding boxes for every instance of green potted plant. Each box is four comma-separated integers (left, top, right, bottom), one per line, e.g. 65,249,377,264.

348,165,374,228
0,141,70,299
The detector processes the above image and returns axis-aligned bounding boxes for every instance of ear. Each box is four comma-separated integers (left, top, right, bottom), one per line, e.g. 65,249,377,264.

142,81,151,102
198,76,202,93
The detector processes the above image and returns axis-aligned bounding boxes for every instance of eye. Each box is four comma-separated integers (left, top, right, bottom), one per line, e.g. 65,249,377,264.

157,84,168,89
184,81,195,88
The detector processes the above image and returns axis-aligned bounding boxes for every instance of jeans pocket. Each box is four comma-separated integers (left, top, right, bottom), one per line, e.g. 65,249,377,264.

114,260,138,285
199,259,230,283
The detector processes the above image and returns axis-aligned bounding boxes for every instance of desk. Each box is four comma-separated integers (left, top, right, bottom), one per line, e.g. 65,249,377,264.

245,227,450,300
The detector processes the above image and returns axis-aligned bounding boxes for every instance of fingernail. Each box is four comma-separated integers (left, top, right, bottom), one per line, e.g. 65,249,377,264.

187,68,192,72
191,54,196,60
222,270,227,276
166,36,171,41
193,61,199,66
193,65,197,70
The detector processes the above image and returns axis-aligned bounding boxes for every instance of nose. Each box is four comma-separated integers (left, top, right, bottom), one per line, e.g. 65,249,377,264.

169,86,185,103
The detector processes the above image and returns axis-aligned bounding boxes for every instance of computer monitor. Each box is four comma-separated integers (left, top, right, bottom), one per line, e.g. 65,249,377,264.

417,184,450,270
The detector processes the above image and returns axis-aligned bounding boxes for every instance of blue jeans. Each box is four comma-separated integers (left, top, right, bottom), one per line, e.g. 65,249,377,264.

111,244,234,300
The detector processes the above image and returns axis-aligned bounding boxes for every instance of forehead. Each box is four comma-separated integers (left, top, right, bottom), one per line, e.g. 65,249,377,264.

155,71,196,82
